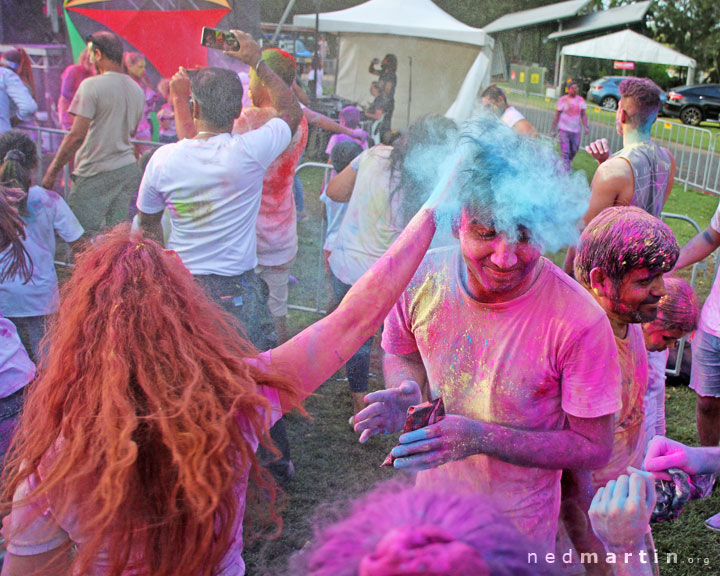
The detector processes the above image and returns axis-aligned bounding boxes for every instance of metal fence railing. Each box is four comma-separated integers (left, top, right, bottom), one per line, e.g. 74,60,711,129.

287,161,334,316
504,88,720,196
17,123,162,197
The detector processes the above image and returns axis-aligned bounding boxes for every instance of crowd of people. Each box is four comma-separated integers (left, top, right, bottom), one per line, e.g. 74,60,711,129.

0,27,718,576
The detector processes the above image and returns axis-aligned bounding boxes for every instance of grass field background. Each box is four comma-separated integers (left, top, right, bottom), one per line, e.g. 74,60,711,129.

244,150,720,575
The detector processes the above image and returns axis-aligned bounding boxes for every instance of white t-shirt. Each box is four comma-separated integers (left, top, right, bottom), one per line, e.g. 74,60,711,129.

382,248,621,553
699,200,720,337
136,119,291,276
500,106,525,129
0,314,35,398
328,145,403,285
0,186,83,317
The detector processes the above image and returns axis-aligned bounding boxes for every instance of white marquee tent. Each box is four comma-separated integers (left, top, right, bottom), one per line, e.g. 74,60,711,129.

559,29,696,85
293,0,494,129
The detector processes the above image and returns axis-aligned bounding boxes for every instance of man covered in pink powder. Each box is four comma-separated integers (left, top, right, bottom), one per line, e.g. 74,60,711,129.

564,206,678,572
353,117,622,556
233,48,309,345
551,81,589,172
574,207,678,488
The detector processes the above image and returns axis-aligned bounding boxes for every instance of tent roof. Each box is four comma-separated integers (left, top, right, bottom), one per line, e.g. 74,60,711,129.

483,0,590,34
548,1,651,40
560,29,695,68
292,0,490,47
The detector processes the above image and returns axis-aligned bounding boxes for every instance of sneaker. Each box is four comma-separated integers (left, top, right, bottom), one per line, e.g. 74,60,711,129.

705,511,720,532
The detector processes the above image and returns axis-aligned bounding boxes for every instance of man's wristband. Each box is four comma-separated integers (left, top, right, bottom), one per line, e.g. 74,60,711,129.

254,59,265,72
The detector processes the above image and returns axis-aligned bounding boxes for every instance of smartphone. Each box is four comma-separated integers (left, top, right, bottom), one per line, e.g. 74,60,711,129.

200,27,239,51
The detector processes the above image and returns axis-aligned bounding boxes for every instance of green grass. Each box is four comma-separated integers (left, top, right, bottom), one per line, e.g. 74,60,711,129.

242,164,720,575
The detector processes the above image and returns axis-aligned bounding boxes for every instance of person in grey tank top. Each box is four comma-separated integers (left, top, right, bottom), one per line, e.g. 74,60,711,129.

563,78,675,275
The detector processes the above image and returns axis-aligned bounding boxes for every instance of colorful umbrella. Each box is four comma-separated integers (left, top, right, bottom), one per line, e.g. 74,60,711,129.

63,0,233,77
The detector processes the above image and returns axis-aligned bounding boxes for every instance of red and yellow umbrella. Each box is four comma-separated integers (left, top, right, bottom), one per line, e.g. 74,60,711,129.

63,0,232,77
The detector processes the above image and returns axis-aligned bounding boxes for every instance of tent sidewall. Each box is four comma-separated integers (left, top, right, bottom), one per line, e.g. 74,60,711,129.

336,33,482,130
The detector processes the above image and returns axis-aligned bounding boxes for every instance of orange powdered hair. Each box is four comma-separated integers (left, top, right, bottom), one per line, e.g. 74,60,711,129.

1,224,301,575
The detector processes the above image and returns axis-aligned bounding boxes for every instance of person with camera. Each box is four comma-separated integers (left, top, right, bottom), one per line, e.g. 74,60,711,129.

137,31,302,353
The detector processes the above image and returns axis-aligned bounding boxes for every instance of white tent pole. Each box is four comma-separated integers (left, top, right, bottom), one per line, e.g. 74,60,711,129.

553,21,562,87
272,0,298,44
558,53,566,92
407,56,413,127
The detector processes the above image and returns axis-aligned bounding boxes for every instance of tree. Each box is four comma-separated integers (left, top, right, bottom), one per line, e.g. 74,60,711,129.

649,0,720,82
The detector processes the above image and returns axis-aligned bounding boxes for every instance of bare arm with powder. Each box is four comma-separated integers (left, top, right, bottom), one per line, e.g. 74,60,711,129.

674,225,720,270
326,162,357,203
270,206,436,412
303,107,367,141
383,412,614,471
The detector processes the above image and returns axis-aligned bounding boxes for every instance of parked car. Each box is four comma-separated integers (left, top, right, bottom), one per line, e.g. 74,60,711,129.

663,84,720,126
586,76,666,111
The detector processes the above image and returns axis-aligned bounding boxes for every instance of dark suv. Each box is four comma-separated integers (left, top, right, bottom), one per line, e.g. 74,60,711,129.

663,84,720,126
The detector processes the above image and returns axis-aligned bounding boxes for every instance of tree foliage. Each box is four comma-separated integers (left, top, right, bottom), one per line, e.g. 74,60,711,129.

649,0,720,82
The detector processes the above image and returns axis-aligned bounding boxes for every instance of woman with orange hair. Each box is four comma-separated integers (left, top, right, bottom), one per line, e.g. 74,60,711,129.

0,187,441,574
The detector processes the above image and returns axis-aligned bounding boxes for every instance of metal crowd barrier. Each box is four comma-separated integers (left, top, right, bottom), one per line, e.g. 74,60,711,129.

504,88,720,196
287,161,334,316
17,123,162,197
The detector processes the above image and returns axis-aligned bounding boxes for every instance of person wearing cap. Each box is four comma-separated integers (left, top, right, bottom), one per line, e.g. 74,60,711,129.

41,31,144,236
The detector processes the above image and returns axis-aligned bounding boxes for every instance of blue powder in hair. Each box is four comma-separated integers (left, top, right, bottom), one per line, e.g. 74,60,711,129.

418,113,590,253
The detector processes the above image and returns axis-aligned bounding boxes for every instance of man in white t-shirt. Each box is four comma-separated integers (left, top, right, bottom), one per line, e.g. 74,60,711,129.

137,31,302,351
353,118,621,556
41,31,144,234
479,84,537,137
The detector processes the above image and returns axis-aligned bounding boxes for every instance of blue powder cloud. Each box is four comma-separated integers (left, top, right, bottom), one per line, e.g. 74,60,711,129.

419,113,591,253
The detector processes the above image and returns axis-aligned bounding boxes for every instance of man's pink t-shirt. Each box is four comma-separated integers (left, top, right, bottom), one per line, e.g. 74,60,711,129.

592,324,648,488
382,247,621,553
2,353,282,576
234,107,309,267
556,95,587,134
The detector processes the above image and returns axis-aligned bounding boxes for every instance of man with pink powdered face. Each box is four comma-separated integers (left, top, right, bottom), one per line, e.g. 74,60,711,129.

353,117,622,557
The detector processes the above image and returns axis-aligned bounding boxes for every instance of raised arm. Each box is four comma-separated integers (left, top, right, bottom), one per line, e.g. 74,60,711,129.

225,31,302,135
169,68,195,140
271,206,436,411
303,107,367,141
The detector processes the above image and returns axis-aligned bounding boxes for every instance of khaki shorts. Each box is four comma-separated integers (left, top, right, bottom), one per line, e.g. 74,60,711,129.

255,258,295,317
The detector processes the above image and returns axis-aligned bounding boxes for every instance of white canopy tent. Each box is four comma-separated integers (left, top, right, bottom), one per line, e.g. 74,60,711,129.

293,0,494,130
559,29,696,85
